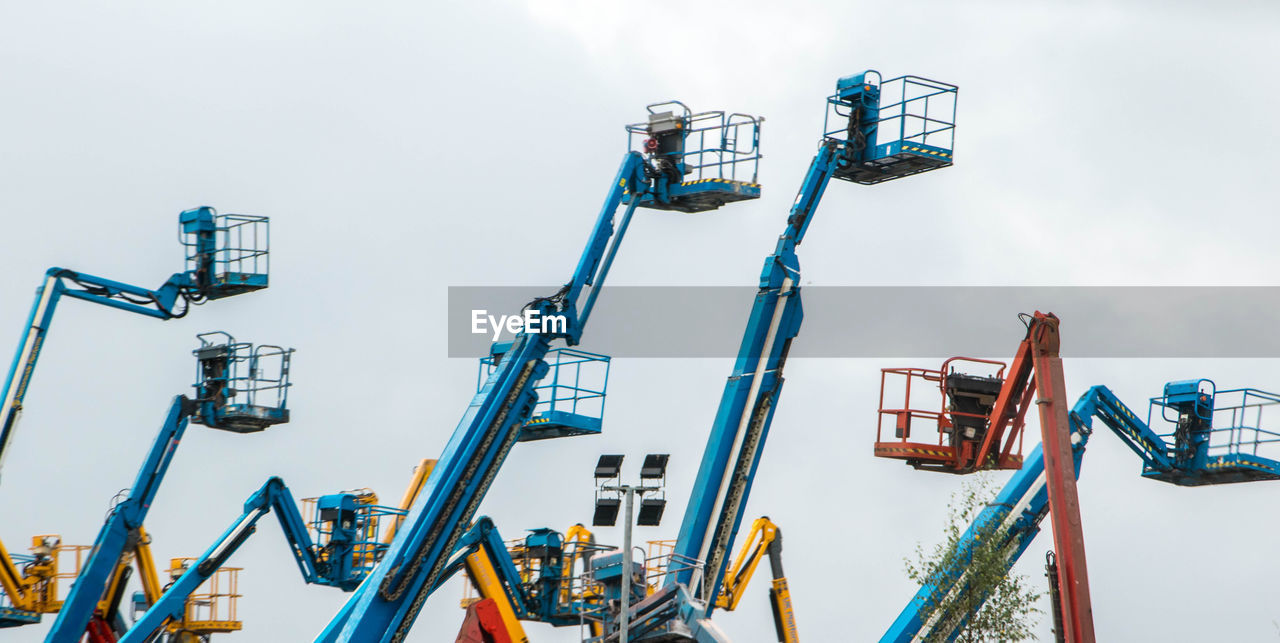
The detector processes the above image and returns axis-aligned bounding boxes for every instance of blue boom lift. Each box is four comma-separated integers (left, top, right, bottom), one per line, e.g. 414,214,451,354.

451,71,958,643
118,476,416,642
0,208,271,481
315,103,763,643
115,459,433,641
306,71,954,643
438,518,602,642
634,71,957,642
0,209,272,635
1088,380,1280,485
40,332,292,643
883,380,1280,642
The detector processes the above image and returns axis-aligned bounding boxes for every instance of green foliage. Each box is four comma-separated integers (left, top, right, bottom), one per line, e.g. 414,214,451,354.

904,474,1043,642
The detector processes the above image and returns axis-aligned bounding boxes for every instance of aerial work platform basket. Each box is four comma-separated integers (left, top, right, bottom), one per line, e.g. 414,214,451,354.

301,490,408,586
824,72,957,185
625,102,762,213
1145,380,1280,485
180,208,270,299
876,357,1024,473
478,347,610,442
192,332,293,433
163,558,242,635
0,535,85,627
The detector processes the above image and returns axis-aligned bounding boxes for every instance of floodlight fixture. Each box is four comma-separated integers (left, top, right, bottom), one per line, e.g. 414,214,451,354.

595,454,625,479
593,497,621,527
637,498,666,526
639,454,669,480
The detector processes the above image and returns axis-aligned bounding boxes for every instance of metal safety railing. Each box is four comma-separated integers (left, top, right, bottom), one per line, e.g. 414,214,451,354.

181,213,270,283
536,348,610,425
42,537,86,610
479,348,610,429
825,73,958,152
169,558,241,631
877,357,1007,447
194,332,294,411
300,492,408,574
456,536,614,619
0,535,87,613
641,539,703,595
1150,385,1280,459
627,102,762,184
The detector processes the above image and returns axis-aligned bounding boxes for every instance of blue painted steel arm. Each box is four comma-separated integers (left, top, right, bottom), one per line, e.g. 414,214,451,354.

44,395,195,643
1074,385,1174,474
0,268,196,480
668,142,839,608
118,477,323,642
551,152,648,344
881,393,1095,643
316,153,653,643
0,205,250,481
439,517,533,617
261,478,326,585
49,268,192,318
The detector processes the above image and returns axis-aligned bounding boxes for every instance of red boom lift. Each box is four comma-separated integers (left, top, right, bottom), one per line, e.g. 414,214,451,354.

876,312,1095,642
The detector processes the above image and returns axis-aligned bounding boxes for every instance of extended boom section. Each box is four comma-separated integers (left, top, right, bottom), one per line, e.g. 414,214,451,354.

120,476,408,642
43,333,291,643
882,396,1092,642
715,517,797,643
0,527,166,636
876,313,1096,642
1082,381,1280,486
663,71,957,640
318,103,762,643
886,380,1280,642
0,208,270,479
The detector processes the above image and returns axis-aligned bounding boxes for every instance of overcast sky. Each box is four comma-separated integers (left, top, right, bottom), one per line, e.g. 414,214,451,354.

3,1,1280,641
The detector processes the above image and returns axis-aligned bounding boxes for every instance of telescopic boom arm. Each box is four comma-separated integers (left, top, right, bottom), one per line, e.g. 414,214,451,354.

121,477,338,642
317,104,763,643
0,208,271,480
881,393,1092,643
669,73,958,627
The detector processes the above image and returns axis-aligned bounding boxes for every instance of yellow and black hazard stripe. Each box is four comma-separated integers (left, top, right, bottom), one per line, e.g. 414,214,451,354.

876,445,953,459
902,145,952,160
626,178,761,195
679,178,762,188
1206,457,1272,472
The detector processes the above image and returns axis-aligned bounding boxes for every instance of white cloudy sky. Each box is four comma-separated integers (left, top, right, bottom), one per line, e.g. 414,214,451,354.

3,1,1280,641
